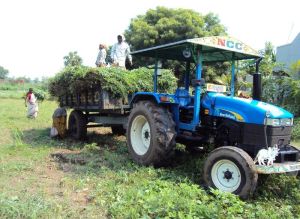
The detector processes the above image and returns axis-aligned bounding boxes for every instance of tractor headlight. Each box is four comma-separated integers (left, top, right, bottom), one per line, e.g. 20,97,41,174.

281,118,293,126
265,118,293,126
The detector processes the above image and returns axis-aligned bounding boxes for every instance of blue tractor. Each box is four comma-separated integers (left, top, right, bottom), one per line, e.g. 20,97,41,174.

126,36,300,198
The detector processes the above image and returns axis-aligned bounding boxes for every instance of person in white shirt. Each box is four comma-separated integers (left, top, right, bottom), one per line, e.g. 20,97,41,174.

95,44,107,67
110,34,132,68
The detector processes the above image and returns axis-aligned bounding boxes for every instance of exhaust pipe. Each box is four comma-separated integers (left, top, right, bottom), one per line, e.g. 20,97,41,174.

253,58,262,101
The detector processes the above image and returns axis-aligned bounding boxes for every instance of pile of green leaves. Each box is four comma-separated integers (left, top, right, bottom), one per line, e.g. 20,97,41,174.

32,89,46,102
48,66,177,99
22,89,46,102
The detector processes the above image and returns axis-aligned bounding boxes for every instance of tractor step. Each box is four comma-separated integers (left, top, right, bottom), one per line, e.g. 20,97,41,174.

255,161,300,174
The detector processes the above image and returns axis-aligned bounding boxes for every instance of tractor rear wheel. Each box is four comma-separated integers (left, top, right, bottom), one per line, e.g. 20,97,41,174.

68,110,87,140
203,146,258,199
127,101,176,166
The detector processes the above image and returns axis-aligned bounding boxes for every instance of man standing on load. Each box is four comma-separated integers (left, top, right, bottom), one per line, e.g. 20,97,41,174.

95,43,107,67
110,34,132,68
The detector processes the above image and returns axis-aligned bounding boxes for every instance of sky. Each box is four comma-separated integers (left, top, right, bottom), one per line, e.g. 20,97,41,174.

0,0,299,79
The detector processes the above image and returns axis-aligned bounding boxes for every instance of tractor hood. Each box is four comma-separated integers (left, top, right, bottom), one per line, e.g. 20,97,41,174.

202,92,293,125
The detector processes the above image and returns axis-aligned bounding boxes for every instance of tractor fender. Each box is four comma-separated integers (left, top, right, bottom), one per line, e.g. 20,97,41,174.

130,92,178,107
130,92,160,107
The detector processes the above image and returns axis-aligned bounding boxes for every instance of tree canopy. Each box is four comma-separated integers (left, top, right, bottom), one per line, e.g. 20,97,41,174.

259,42,278,76
63,51,83,67
0,66,9,79
124,7,227,51
124,7,227,70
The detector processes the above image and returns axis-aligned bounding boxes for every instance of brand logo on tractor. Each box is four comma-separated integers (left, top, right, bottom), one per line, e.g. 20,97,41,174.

218,109,244,122
219,111,236,120
217,38,243,51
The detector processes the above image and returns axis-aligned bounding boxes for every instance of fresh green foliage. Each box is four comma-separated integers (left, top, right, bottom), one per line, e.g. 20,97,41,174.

32,89,46,102
22,88,46,102
48,66,178,99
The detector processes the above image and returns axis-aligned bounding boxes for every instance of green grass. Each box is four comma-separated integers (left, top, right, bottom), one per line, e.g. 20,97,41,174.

0,97,299,218
0,90,26,99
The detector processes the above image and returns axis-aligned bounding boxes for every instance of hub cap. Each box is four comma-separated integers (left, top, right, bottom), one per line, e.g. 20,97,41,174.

211,159,241,192
130,115,151,155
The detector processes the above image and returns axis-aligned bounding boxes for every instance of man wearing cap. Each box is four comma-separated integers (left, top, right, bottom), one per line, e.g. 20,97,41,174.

110,34,132,68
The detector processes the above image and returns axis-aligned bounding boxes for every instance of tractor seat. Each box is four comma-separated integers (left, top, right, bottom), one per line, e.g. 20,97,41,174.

175,88,191,106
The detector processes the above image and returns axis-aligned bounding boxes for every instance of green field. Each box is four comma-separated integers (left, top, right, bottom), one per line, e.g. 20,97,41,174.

0,96,299,218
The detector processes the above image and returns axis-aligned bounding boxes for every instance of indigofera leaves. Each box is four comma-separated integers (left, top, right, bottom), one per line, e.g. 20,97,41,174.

48,66,178,99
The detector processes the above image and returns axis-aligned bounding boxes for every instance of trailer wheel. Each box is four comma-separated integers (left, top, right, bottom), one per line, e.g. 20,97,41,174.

127,101,176,166
68,110,87,140
111,125,126,136
203,146,257,199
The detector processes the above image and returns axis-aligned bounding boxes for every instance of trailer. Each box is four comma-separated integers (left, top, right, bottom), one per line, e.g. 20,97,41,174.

62,36,300,199
60,89,129,138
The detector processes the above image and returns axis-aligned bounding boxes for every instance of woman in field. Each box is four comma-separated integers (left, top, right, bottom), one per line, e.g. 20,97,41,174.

25,88,38,118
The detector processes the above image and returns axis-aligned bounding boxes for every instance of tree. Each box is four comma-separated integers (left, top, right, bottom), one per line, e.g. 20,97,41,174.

259,42,277,76
125,7,227,51
63,51,83,67
238,42,282,77
0,66,9,79
290,59,300,79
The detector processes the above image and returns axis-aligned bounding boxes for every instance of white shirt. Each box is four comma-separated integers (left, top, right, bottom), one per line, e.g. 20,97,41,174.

95,48,107,66
110,42,132,67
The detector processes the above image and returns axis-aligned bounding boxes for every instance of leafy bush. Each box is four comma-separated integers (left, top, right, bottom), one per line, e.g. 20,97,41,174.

262,76,300,116
292,117,300,140
48,66,178,99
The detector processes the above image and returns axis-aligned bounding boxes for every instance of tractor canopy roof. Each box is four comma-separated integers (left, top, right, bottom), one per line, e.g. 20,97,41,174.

131,36,262,63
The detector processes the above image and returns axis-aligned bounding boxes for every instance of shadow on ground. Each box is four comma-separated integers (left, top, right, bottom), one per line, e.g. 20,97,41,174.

22,127,207,184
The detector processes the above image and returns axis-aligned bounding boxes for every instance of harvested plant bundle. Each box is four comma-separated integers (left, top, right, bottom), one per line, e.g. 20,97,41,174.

48,66,178,99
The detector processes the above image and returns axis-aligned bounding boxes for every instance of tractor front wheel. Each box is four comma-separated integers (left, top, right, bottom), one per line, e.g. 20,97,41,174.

203,146,258,199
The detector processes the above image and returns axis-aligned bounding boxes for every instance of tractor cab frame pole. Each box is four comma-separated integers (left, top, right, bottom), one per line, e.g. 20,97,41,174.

153,58,159,93
192,48,203,126
253,57,263,101
185,61,190,91
230,54,236,96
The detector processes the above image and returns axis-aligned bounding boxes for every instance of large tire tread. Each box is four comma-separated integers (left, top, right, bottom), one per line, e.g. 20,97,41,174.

127,101,176,166
68,110,87,140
